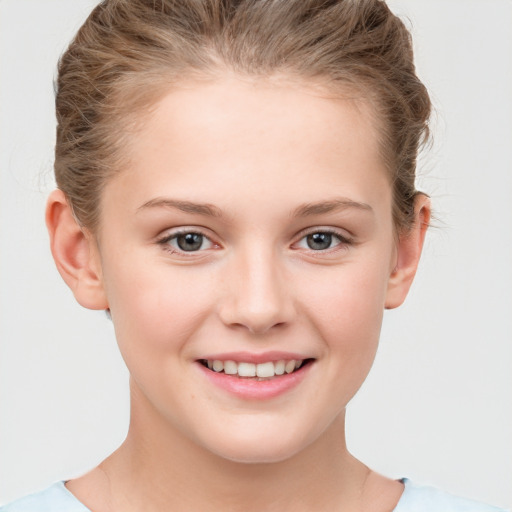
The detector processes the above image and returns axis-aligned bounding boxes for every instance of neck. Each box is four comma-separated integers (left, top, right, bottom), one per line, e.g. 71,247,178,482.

79,384,373,512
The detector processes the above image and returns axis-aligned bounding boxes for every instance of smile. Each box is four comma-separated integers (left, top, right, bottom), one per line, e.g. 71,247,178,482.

200,359,312,379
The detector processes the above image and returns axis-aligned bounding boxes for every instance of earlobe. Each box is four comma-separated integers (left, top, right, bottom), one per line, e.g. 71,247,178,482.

46,189,108,310
385,195,431,309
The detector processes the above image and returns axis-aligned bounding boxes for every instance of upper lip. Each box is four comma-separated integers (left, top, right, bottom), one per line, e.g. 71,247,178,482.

198,351,314,364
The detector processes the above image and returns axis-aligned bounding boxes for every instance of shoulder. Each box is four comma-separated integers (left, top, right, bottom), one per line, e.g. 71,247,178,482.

0,482,90,512
394,479,508,512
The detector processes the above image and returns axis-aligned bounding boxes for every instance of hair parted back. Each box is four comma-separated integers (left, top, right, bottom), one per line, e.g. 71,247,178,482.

55,0,431,232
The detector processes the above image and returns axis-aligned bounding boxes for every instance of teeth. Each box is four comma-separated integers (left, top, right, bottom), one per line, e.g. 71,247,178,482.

256,362,275,378
238,362,256,377
285,360,296,374
274,360,285,375
223,360,238,375
212,360,224,372
204,358,306,378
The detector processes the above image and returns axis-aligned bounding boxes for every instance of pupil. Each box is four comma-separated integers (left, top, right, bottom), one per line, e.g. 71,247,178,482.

307,233,332,250
177,233,203,251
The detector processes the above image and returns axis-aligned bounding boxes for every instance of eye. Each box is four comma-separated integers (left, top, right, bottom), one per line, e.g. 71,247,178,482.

306,232,335,250
158,231,214,253
175,232,207,251
295,230,350,251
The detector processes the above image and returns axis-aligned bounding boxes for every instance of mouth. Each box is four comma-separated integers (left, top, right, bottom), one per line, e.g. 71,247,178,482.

198,358,315,381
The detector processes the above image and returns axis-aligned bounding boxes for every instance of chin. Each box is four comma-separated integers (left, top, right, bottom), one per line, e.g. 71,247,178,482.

213,445,302,465
200,424,314,465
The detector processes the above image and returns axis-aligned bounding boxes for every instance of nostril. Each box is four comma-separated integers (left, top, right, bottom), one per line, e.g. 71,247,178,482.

223,318,289,335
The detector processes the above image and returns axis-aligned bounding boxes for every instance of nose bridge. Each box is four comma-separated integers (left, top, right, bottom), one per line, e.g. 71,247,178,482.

219,242,292,334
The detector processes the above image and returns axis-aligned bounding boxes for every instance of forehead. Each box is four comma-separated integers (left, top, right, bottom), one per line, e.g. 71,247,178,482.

102,77,391,221
138,76,378,153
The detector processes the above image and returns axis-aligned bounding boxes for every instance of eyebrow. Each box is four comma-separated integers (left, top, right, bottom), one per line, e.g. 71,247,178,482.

137,198,222,217
137,196,373,218
292,198,373,217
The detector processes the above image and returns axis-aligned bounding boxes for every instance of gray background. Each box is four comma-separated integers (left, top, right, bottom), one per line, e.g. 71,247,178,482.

1,0,511,508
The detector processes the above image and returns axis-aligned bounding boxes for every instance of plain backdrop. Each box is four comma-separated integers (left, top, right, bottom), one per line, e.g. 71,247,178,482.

1,0,511,508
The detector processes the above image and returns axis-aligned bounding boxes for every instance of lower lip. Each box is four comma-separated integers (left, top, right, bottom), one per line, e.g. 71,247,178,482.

196,362,312,400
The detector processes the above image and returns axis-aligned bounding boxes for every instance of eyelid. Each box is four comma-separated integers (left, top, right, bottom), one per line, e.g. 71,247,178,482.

295,226,353,243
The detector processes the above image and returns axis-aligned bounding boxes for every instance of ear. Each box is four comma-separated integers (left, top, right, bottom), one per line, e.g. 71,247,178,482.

385,194,431,309
46,189,109,310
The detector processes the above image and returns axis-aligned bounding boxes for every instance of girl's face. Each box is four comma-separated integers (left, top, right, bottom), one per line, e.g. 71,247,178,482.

87,78,411,463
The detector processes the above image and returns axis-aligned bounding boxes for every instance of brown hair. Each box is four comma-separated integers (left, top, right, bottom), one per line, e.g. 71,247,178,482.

55,0,431,231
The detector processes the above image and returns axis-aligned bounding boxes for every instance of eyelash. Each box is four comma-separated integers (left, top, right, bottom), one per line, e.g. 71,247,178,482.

156,228,353,256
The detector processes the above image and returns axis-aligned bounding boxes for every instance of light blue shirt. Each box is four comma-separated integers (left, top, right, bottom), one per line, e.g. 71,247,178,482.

0,478,507,511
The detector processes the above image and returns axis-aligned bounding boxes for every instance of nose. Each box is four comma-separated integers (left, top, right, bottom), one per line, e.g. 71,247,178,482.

217,248,294,335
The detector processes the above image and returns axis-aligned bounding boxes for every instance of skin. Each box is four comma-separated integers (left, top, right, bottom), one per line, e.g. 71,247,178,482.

47,77,429,512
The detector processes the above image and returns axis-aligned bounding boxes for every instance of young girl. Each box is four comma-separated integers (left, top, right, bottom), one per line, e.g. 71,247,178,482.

1,1,508,511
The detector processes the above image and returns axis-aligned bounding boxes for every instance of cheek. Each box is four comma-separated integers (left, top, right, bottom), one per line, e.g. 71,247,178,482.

104,264,217,412
298,257,389,356
104,261,217,356
287,260,390,416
